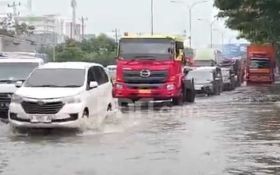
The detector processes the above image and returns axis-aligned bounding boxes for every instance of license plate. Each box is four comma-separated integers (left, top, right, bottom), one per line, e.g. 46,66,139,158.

138,89,151,94
31,115,52,123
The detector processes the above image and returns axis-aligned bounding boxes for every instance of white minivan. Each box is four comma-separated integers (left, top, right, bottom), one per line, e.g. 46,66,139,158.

9,62,113,129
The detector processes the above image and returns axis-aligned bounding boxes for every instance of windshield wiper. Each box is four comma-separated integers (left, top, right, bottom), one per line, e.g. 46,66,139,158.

63,85,81,88
31,85,62,87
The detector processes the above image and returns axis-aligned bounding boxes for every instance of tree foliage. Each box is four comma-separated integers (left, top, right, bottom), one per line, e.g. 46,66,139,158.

214,0,280,44
0,15,35,36
54,34,117,66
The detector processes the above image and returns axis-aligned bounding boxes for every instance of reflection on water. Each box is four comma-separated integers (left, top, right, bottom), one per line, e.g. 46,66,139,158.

1,85,280,174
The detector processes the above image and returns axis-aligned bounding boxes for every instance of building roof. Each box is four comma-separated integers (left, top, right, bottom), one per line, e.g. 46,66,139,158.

40,62,103,69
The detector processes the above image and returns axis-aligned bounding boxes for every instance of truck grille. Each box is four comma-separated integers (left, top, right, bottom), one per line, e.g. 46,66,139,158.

21,101,64,114
123,70,168,84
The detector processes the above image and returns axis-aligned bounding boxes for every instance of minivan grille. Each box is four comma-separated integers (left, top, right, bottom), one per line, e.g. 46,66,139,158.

0,93,12,111
123,70,168,84
0,93,12,103
21,101,64,114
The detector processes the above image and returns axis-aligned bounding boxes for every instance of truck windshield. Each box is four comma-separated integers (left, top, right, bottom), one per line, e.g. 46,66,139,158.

119,38,173,60
25,69,85,88
250,59,271,69
0,62,39,82
188,71,213,83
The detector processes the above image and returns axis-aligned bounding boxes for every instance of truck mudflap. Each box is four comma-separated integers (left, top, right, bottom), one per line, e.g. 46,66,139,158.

183,79,196,103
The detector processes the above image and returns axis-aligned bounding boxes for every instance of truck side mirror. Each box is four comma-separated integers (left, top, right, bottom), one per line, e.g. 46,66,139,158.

168,48,174,55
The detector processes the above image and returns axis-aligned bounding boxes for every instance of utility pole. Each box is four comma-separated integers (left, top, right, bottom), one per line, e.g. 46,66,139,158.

71,0,77,39
80,16,88,40
151,0,154,35
170,0,208,48
112,28,120,43
7,1,21,35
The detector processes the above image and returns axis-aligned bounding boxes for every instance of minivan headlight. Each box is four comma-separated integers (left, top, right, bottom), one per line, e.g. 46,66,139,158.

63,96,82,104
11,94,23,104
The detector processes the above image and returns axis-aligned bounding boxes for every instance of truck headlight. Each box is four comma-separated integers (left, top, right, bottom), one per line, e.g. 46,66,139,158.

11,94,23,104
167,84,175,91
115,83,124,89
63,96,82,104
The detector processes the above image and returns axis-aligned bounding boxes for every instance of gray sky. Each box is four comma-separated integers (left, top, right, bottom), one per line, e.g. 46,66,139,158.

28,0,242,48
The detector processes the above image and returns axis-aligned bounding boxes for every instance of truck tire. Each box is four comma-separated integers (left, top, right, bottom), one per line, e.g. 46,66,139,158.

118,99,129,107
172,89,184,106
185,88,195,103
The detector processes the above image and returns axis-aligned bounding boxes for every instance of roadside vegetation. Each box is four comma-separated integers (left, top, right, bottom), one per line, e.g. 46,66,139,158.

214,0,280,44
43,34,117,66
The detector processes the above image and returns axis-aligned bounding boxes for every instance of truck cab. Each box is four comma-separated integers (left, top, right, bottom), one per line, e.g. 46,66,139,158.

113,34,195,106
193,48,221,67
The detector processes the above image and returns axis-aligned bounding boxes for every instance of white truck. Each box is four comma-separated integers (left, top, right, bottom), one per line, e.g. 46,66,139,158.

0,53,44,122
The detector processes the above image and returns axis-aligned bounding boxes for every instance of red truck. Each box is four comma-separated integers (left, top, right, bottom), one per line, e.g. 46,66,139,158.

113,34,195,106
246,44,276,83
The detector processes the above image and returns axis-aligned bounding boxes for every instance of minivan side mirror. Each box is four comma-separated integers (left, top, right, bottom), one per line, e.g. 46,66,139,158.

89,81,98,89
15,81,23,88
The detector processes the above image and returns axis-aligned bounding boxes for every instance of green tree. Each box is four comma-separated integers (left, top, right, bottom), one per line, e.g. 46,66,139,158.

54,34,117,65
214,0,280,44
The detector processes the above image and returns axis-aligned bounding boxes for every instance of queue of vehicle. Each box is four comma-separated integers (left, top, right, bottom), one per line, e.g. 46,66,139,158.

0,38,277,131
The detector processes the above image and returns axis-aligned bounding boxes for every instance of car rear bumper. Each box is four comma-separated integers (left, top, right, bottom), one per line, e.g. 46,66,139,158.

195,85,213,94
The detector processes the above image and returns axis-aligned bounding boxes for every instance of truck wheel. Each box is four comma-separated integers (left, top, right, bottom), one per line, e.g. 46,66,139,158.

118,99,129,107
172,90,184,106
185,89,195,103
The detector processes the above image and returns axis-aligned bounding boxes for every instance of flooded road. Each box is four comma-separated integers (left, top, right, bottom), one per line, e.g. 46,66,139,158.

1,84,280,175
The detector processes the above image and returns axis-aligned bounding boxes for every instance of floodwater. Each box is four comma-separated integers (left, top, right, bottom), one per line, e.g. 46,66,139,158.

1,84,280,175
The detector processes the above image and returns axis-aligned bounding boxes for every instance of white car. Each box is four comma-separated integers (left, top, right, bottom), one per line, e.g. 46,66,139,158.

9,62,113,130
0,57,44,122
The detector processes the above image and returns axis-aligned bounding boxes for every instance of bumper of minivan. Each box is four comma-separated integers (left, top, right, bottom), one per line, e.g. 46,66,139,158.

9,102,84,129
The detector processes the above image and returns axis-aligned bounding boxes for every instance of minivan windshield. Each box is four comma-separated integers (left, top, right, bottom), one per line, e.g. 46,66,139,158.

188,71,213,83
0,62,39,82
119,38,173,60
25,69,85,88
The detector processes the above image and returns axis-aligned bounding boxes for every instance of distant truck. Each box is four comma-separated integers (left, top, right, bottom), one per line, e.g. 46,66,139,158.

193,48,223,67
246,44,276,83
113,34,195,106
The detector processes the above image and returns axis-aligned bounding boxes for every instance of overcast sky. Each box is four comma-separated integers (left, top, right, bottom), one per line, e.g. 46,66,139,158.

15,0,244,48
